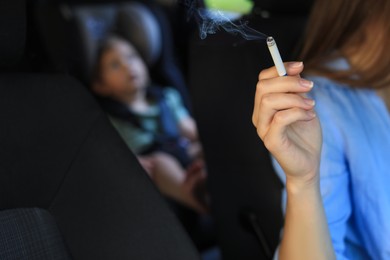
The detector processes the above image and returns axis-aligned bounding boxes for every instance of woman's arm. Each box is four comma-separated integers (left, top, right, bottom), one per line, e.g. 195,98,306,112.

252,62,335,260
280,177,335,260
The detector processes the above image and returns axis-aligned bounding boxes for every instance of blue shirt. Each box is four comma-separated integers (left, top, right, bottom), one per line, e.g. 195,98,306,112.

273,64,390,259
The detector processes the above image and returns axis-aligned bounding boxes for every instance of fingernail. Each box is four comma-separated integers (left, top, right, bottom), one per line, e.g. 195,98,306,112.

304,98,316,106
300,79,314,89
289,62,303,68
308,110,316,118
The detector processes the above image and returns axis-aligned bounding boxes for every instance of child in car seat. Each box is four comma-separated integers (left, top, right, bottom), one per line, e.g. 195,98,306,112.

91,35,208,214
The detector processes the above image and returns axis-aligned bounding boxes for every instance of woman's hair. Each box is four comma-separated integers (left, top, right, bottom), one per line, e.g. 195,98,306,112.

300,0,390,89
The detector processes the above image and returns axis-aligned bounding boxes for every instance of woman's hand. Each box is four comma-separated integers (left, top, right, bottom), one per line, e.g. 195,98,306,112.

252,62,322,189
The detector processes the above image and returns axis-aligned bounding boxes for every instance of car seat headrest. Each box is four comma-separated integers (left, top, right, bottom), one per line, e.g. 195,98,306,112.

117,2,162,67
69,4,118,82
48,2,162,84
0,0,26,68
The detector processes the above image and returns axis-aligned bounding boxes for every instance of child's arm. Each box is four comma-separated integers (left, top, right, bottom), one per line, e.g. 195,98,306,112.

163,88,199,141
178,116,198,142
147,152,208,214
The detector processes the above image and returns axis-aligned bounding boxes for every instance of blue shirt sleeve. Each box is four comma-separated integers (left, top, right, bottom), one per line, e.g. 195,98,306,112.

309,79,352,259
163,87,190,122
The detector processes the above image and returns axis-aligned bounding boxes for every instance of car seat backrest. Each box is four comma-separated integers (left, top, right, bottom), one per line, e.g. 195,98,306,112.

0,0,26,68
0,208,72,260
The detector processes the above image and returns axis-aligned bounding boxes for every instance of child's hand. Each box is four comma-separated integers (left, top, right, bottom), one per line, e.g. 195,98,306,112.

137,156,155,178
252,62,322,190
182,159,209,214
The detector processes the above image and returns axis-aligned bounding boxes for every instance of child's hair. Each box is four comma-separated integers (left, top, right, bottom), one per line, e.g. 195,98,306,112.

300,0,390,89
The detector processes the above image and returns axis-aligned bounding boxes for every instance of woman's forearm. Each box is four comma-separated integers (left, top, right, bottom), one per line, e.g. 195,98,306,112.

279,177,335,260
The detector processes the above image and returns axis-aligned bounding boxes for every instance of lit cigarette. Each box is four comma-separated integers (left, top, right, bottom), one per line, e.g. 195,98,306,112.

267,37,287,76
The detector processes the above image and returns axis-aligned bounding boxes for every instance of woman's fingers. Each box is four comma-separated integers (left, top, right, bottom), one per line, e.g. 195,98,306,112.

252,76,314,127
255,93,315,138
261,108,317,152
253,61,316,142
259,76,313,96
252,62,322,184
258,62,304,81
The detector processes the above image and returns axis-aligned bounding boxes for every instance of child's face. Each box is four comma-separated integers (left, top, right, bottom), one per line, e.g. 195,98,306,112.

95,39,149,99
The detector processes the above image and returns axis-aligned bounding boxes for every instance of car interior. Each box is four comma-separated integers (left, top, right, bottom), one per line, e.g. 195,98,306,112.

0,0,313,259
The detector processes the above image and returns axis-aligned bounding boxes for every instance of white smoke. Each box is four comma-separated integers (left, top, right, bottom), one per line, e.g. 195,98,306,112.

182,0,267,41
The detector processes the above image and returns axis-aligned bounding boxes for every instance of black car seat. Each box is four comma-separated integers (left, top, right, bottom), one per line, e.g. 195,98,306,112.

188,0,314,259
0,0,200,259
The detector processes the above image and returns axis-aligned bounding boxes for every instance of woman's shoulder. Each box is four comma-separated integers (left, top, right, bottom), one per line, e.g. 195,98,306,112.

307,75,356,100
306,76,347,119
306,76,357,153
306,75,374,116
306,75,383,156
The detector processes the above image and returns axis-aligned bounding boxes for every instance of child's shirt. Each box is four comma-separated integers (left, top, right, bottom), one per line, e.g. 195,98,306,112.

108,87,190,154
